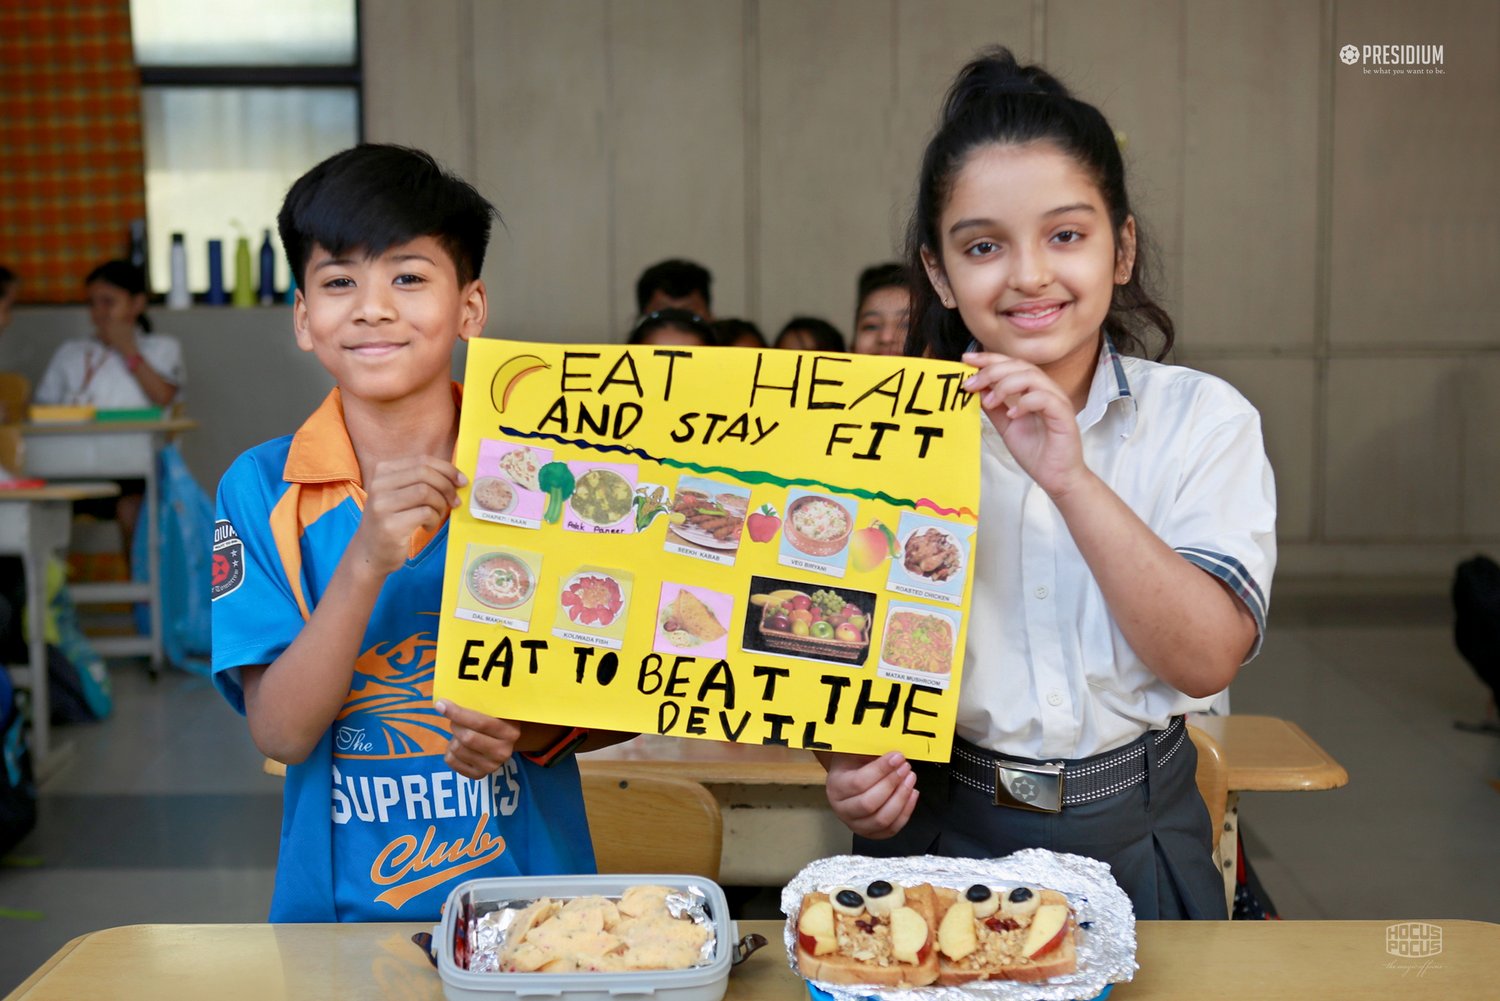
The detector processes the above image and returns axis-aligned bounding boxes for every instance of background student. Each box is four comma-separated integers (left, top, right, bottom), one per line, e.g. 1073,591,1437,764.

34,260,182,411
819,48,1275,920
850,262,913,356
626,306,717,347
712,317,767,349
773,315,845,352
212,144,621,922
32,260,185,560
634,258,714,321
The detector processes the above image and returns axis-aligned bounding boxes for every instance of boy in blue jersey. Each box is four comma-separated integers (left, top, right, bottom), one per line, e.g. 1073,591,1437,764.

211,144,614,922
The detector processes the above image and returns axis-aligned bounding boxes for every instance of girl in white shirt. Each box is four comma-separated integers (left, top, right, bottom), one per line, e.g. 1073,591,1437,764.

35,260,185,560
35,260,183,410
821,48,1275,919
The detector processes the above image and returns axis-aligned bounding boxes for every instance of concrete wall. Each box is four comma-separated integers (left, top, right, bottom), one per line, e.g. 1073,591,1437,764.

0,306,333,490
359,0,1500,584
4,0,1496,585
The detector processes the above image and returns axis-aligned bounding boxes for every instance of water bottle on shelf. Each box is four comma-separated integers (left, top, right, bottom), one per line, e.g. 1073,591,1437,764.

232,236,255,307
205,239,227,305
258,230,277,305
166,233,191,309
127,218,149,287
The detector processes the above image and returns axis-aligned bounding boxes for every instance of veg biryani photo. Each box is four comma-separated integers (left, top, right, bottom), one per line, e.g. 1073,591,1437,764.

785,494,853,558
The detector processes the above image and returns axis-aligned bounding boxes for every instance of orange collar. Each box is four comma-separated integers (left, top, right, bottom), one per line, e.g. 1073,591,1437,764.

283,383,465,485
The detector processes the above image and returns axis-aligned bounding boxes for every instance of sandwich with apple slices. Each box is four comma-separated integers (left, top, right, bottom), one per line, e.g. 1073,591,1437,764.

933,884,1077,984
794,880,939,988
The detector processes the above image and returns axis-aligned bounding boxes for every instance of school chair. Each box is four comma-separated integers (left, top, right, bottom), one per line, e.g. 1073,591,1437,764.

1187,723,1232,911
581,767,723,881
0,372,28,424
0,424,21,473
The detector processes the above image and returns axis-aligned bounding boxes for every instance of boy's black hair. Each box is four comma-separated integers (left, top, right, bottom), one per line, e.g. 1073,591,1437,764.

278,144,498,288
627,307,716,346
85,259,152,332
775,316,846,353
0,265,16,299
711,317,766,348
906,46,1174,362
634,258,712,315
856,262,911,310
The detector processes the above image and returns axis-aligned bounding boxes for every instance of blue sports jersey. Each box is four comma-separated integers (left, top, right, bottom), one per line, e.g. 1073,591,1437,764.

211,388,594,922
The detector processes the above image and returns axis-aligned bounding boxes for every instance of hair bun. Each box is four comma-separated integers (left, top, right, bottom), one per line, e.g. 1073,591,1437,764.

941,46,1070,124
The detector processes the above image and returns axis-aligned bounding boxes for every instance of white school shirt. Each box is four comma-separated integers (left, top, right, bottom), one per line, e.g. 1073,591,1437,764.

34,333,184,408
957,338,1276,760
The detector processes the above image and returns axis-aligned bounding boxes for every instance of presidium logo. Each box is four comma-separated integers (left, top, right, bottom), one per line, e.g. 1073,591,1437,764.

1339,42,1445,75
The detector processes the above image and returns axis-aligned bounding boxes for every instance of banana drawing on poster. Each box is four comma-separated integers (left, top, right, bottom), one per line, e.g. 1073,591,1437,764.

435,339,981,761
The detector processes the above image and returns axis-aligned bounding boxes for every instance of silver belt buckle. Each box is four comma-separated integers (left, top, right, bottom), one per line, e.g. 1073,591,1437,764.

993,759,1064,813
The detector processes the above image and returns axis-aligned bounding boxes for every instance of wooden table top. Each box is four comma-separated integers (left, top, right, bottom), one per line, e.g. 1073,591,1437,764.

0,482,121,503
8,918,1495,1000
582,714,1349,793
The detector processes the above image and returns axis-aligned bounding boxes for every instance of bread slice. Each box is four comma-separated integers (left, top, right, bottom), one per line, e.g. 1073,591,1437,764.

933,886,1078,985
794,883,939,988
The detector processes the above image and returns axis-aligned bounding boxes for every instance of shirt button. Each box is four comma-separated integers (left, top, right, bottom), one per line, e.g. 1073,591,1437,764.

1047,692,1064,707
1034,586,1049,599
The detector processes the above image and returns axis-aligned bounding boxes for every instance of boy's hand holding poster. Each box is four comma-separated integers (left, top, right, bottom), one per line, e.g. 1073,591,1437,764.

434,339,979,761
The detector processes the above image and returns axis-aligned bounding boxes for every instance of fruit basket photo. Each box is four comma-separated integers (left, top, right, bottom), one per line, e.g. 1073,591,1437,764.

752,587,872,663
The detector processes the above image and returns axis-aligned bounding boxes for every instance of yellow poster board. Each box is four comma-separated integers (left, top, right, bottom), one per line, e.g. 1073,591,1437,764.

434,339,980,761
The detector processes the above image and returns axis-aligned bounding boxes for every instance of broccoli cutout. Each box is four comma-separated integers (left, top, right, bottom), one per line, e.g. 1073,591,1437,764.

539,461,575,524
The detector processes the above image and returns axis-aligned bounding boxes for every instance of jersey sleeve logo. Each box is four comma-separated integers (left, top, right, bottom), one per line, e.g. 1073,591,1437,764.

211,519,246,600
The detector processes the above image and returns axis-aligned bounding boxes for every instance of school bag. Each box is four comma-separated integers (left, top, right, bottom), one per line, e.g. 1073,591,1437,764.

0,613,38,857
0,557,110,724
132,443,214,673
1451,553,1500,709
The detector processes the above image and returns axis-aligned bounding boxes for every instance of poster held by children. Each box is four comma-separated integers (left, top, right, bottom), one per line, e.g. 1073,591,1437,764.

434,339,981,761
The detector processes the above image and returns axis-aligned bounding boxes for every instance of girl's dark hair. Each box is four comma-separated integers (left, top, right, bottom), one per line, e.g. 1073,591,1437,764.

712,317,766,347
626,307,716,346
0,265,16,299
85,259,153,332
906,46,1174,362
774,316,846,353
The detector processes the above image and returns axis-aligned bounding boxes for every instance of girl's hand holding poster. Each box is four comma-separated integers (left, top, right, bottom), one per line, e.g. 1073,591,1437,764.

434,339,980,761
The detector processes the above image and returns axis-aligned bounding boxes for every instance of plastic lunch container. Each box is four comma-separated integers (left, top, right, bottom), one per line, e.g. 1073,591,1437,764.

434,873,737,1001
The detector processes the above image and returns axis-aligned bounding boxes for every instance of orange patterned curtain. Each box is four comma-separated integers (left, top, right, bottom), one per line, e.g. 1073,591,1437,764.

0,1,146,303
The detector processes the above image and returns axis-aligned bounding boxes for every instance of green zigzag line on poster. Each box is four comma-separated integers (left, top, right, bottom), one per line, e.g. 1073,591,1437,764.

499,427,979,520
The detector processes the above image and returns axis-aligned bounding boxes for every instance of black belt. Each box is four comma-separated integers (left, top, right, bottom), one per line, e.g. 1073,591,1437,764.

950,716,1187,812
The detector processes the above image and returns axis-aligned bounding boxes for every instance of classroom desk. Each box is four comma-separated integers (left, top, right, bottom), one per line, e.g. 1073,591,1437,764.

8,918,1497,1000
0,482,119,774
580,715,1349,886
19,419,197,670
